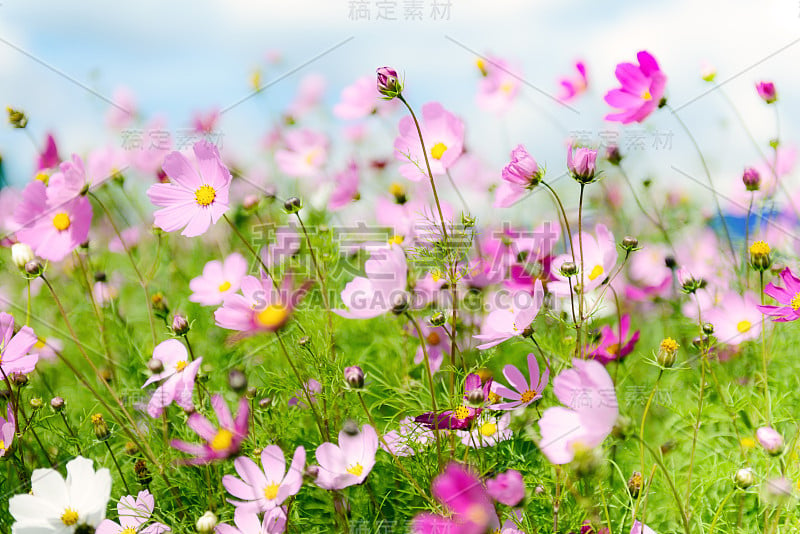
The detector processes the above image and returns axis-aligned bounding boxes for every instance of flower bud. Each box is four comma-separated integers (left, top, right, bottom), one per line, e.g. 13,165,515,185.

429,312,446,327
29,397,43,410
742,167,761,192
227,369,248,393
297,336,310,347
342,419,360,437
11,243,34,269
605,145,622,166
171,314,190,335
283,196,303,214
621,236,639,252
134,459,152,485
304,464,320,481
196,511,218,534
657,337,679,368
567,144,598,184
147,358,164,374
466,387,485,408
11,373,29,387
627,471,643,499
756,426,784,455
151,292,169,314
6,107,28,128
246,386,257,399
344,366,365,389
50,396,65,412
756,81,777,104
24,260,43,277
91,413,110,441
560,261,578,277
390,292,409,315
258,397,273,409
749,241,771,272
124,441,139,456
702,322,715,335
376,67,402,99
734,467,755,489
701,62,716,82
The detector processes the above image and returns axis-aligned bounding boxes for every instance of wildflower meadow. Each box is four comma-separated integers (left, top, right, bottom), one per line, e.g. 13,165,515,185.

1,8,800,534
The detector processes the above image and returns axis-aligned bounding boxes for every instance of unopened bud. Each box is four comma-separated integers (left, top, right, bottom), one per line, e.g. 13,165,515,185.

627,471,643,499
657,338,679,368
147,358,164,374
11,373,28,387
6,107,28,129
258,397,273,409
246,386,257,399
749,241,771,272
702,323,714,335
50,396,65,412
605,145,622,165
429,312,446,327
91,413,110,441
342,419,360,436
196,511,218,534
172,314,190,335
560,261,578,277
11,243,34,269
304,464,320,480
390,292,409,315
621,236,639,252
466,388,485,407
297,336,310,347
24,260,43,277
134,459,152,485
227,369,248,393
756,426,784,456
124,441,139,456
29,397,43,410
376,67,402,99
283,196,303,214
734,467,755,489
742,167,761,192
344,366,365,389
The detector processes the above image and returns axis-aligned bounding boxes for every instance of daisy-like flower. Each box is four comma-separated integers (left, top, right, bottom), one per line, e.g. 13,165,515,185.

274,129,328,178
704,292,762,346
333,75,397,120
494,144,544,208
314,424,378,490
586,314,640,364
491,353,549,410
96,490,171,534
604,50,667,124
458,412,512,448
473,280,544,350
171,394,249,465
412,323,451,375
146,140,231,237
14,179,93,262
214,274,309,335
190,253,249,306
0,311,38,375
328,160,360,211
538,359,618,464
558,61,588,103
394,102,464,182
475,55,522,114
486,470,525,507
223,445,306,512
9,456,111,533
549,224,617,297
758,267,800,322
0,404,15,457
141,339,202,418
216,507,287,534
335,244,408,319
415,374,491,430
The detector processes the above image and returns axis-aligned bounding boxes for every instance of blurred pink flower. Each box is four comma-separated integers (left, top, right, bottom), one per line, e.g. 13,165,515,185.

335,244,408,319
412,323,450,375
223,445,306,512
192,108,220,134
756,426,784,455
171,394,249,465
604,50,666,124
380,417,435,456
394,102,464,181
107,87,137,129
473,280,544,349
141,339,202,418
275,129,328,178
288,378,321,408
328,160,360,211
215,274,309,335
558,61,588,102
314,424,378,490
37,133,60,170
756,81,777,104
0,404,15,457
287,73,326,118
109,226,141,253
0,312,38,376
486,469,525,506
333,75,397,120
476,55,521,114
586,315,640,365
190,253,249,306
704,292,762,345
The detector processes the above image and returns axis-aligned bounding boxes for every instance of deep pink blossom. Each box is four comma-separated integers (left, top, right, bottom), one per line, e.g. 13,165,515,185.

558,61,588,103
604,50,667,124
758,267,800,322
494,144,543,208
756,81,777,104
37,133,60,170
0,312,38,376
171,394,249,465
586,315,640,364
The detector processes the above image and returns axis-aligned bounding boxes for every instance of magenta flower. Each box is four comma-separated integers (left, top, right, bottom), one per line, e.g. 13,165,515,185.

558,61,588,103
376,66,402,98
335,244,408,319
192,108,220,134
0,404,15,457
566,143,598,183
0,312,38,376
538,359,618,464
190,253,249,306
314,424,378,490
96,490,170,534
37,133,60,170
14,179,93,262
756,81,777,104
223,445,306,512
494,144,543,208
416,374,490,430
171,394,249,465
411,463,498,534
141,339,202,418
758,267,800,322
473,280,544,349
216,507,287,534
146,140,231,237
214,274,309,335
586,315,640,364
394,102,464,181
274,129,328,178
328,160,360,211
491,353,549,410
486,469,525,507
604,50,667,124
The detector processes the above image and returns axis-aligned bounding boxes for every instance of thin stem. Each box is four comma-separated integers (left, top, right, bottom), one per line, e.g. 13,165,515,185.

275,331,328,440
635,434,691,534
223,214,281,292
104,440,131,494
708,489,737,534
59,411,83,455
760,271,771,424
577,183,585,358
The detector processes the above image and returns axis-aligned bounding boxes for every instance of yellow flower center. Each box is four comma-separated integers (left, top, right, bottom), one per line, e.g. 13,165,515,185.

660,337,679,353
121,529,137,534
741,437,756,449
52,212,71,231
480,422,497,437
520,390,537,403
476,59,487,76
0,439,5,450
35,172,49,183
61,508,79,526
791,292,800,311
90,413,104,424
304,148,320,166
388,235,404,245
465,503,489,525
195,185,216,207
255,303,289,329
426,331,441,346
210,428,234,451
488,391,501,404
430,142,447,160
175,360,188,372
453,405,471,419
501,82,514,94
389,182,405,197
263,482,280,500
606,343,620,355
737,320,752,333
218,281,232,292
34,338,46,349
588,264,604,281
750,241,770,256
346,463,363,476
642,89,652,100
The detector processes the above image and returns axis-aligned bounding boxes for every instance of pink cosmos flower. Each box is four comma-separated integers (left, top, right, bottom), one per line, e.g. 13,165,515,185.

147,140,231,237
586,315,640,364
394,102,464,182
286,73,326,118
0,404,15,457
380,417,435,457
411,463,498,534
458,412,512,448
473,280,544,349
171,394,249,465
141,339,202,418
190,253,249,306
756,81,777,104
494,145,543,208
604,50,667,124
37,133,60,170
486,469,525,507
0,312,38,375
758,267,800,322
491,353,549,410
566,143,599,182
558,61,588,103
314,424,378,490
335,244,408,319
274,129,328,178
92,279,118,307
328,160,359,211
288,378,321,408
107,87,137,129
475,55,521,114
756,426,784,455
14,179,93,262
216,507,287,534
550,224,617,297
223,445,306,512
538,359,618,464
109,226,141,254
704,292,762,346
96,490,170,534
214,274,309,335
416,374,491,431
333,76,397,120
374,196,455,245
192,108,220,134
631,521,657,534
412,323,451,375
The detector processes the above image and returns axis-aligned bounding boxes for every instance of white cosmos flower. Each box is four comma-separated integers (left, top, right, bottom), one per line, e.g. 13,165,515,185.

10,456,112,534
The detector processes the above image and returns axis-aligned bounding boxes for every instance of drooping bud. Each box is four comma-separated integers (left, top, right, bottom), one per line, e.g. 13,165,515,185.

11,243,34,269
344,366,365,389
657,338,679,368
376,67,402,99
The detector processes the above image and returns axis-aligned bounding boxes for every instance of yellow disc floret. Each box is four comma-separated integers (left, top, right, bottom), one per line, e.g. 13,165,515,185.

61,508,79,526
430,142,447,160
255,303,289,330
52,212,71,231
195,184,216,207
749,241,770,256
218,281,232,292
346,463,363,476
263,482,280,500
210,429,234,451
